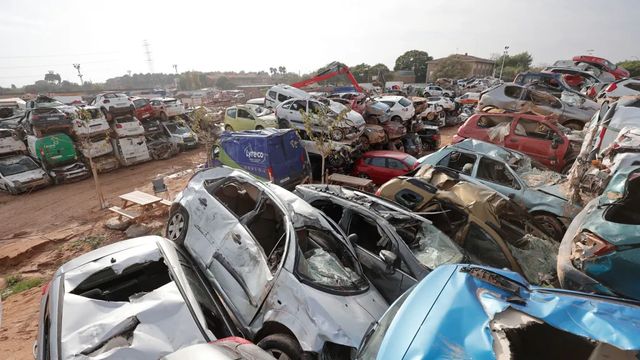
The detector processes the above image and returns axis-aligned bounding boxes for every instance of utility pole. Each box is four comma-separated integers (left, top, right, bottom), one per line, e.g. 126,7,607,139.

498,45,509,80
73,64,84,85
173,64,178,74
143,40,154,73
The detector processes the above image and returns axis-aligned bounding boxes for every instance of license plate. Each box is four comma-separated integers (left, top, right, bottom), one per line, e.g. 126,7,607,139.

47,117,58,120
425,125,439,130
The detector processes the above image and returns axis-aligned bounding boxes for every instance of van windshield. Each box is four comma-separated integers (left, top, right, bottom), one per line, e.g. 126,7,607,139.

165,123,190,134
0,157,40,176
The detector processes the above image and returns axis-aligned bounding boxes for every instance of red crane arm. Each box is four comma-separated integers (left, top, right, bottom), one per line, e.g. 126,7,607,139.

291,65,363,92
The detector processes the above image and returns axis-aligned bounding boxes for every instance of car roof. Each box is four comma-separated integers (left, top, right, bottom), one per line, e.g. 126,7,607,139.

376,95,403,101
450,138,524,161
363,150,410,160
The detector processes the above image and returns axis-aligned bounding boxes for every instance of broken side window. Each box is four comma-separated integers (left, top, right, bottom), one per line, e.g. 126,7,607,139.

476,157,520,189
347,213,390,255
604,174,640,225
310,200,344,224
394,220,464,269
504,86,524,99
277,93,291,103
514,119,555,140
437,151,476,174
463,224,511,269
210,181,260,218
295,228,367,292
477,115,512,129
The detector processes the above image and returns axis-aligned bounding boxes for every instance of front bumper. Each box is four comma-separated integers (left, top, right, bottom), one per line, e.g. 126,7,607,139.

50,163,90,183
12,177,51,194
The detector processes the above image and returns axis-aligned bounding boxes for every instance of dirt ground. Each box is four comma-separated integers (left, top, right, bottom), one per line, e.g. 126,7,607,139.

0,125,459,359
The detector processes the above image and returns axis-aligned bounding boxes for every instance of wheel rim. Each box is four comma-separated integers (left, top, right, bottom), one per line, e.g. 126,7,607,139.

265,348,292,360
225,125,233,131
167,213,185,240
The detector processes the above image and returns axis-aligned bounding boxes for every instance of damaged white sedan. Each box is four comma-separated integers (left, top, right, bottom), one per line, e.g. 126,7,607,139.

166,166,388,360
34,236,243,360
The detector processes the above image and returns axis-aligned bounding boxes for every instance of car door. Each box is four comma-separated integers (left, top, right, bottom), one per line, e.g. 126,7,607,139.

342,210,409,302
190,180,274,325
385,158,410,181
235,108,255,130
505,116,559,169
502,85,528,111
363,156,387,184
474,156,523,200
286,100,307,127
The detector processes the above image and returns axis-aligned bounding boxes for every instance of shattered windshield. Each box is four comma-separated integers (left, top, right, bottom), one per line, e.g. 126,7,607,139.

253,106,273,117
0,157,40,176
296,228,368,292
165,123,190,134
510,155,563,187
394,219,464,268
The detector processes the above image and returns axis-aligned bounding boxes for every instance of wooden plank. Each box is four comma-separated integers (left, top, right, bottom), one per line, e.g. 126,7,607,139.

109,206,139,220
119,190,162,206
160,199,172,206
327,173,373,187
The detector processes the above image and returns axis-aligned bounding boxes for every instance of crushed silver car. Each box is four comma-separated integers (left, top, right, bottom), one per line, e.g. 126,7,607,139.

166,166,387,359
34,236,242,360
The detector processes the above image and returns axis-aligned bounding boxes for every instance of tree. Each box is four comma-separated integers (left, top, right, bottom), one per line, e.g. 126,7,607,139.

350,63,371,83
394,50,433,82
369,63,390,83
494,51,533,80
215,76,236,90
44,71,61,85
617,60,640,77
431,57,472,80
269,67,278,76
10,84,16,89
278,66,286,75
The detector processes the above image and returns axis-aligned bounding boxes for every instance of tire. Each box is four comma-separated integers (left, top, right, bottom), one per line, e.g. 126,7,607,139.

255,125,264,130
225,124,234,131
166,207,188,246
533,213,564,242
426,112,436,121
278,118,291,129
391,116,402,123
563,121,584,131
257,334,303,360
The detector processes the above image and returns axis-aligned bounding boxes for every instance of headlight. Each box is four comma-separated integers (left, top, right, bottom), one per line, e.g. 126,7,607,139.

571,232,616,269
330,129,344,141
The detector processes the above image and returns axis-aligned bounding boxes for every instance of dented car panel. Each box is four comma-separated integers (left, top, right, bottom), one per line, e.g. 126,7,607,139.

35,236,241,360
559,166,640,301
0,155,51,194
377,166,559,285
358,264,640,360
171,167,387,356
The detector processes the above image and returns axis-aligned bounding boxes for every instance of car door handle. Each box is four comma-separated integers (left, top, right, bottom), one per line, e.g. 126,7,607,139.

198,197,207,207
231,233,242,245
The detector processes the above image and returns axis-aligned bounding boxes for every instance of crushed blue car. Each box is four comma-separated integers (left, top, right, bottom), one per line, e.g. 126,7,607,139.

417,139,581,240
356,264,640,360
558,165,640,301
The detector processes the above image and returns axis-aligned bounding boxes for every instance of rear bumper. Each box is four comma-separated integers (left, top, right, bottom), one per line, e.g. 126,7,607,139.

50,164,90,183
93,155,120,173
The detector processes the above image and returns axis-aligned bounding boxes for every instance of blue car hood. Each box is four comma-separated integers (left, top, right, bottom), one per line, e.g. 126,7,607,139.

382,265,640,359
535,183,568,201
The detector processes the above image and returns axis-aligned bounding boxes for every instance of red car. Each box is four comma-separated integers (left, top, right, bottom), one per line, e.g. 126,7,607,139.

132,97,155,120
352,150,419,185
572,55,630,80
453,112,581,173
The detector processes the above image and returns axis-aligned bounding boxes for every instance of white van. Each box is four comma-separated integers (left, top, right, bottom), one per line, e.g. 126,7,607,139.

70,106,110,137
112,136,151,166
0,129,26,156
77,135,113,158
264,85,310,108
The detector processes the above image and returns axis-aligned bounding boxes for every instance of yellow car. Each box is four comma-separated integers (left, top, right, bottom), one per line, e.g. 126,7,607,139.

223,104,278,131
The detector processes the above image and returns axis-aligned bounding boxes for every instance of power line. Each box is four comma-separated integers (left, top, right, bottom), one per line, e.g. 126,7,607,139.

0,51,126,60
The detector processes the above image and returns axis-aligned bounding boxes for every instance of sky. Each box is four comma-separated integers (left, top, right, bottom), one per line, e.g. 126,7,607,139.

1,0,639,87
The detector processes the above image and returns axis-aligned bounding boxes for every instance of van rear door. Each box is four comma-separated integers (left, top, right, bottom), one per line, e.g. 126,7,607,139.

268,130,306,185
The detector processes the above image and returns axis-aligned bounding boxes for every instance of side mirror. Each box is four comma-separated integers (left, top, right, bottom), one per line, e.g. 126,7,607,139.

347,233,358,247
379,250,397,270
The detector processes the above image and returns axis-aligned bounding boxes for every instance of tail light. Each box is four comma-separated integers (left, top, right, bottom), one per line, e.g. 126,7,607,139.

571,232,616,269
116,123,123,128
267,167,274,181
606,83,617,92
103,99,110,104
587,86,596,98
375,188,382,196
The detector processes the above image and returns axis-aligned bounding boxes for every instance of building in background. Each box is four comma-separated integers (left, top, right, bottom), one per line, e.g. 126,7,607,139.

426,53,495,81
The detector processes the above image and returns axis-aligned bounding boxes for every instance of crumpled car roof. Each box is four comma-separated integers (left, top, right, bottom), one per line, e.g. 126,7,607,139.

378,264,640,359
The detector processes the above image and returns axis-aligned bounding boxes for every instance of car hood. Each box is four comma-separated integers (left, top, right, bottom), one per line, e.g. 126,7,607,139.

389,265,640,359
535,183,569,201
5,168,47,183
257,114,278,123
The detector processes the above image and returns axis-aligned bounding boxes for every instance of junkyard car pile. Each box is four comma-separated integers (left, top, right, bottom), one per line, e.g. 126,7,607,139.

34,56,640,359
0,93,199,194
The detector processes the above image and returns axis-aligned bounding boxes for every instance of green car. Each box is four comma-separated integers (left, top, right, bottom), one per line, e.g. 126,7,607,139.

224,104,278,131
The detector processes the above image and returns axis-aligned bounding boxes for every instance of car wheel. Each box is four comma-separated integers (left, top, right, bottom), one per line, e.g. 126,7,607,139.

278,118,291,129
166,207,188,245
426,112,436,121
359,135,370,150
255,125,264,130
563,121,583,131
391,115,402,123
225,124,234,131
533,213,564,242
257,334,303,360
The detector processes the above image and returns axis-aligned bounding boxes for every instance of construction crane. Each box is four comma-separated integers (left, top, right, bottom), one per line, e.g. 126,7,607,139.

291,61,363,93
